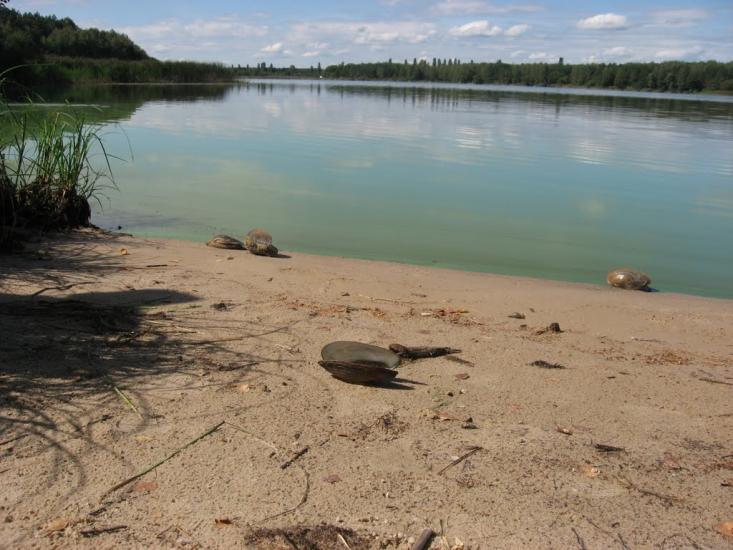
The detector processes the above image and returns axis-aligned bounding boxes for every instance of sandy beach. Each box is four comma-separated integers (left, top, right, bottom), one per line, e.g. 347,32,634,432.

1,229,731,549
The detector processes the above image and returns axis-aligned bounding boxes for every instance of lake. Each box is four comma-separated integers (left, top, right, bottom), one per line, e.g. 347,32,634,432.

50,81,733,298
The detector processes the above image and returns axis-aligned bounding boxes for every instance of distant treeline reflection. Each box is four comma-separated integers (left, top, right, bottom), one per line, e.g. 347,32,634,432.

246,81,733,123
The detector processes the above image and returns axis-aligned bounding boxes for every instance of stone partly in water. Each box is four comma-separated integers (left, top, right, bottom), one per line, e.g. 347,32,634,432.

206,234,245,250
244,228,279,256
607,268,651,291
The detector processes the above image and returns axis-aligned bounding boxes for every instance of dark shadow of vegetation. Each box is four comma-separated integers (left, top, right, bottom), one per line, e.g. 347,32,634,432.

0,231,305,501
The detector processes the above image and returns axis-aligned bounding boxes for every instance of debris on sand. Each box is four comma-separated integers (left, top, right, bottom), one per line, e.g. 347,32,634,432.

530,360,565,369
389,343,461,359
594,443,625,453
536,322,563,335
508,312,526,319
245,524,373,549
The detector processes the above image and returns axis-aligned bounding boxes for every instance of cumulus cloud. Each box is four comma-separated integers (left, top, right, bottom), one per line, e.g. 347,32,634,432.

291,21,437,46
302,51,320,57
504,24,530,37
650,9,708,27
449,20,530,38
261,42,284,53
450,20,502,37
655,46,704,60
120,16,268,42
577,13,629,30
432,0,540,16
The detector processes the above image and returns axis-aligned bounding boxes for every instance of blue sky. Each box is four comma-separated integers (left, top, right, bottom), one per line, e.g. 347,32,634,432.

9,0,733,66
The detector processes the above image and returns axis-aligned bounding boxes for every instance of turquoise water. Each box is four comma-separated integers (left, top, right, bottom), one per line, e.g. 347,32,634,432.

58,81,733,298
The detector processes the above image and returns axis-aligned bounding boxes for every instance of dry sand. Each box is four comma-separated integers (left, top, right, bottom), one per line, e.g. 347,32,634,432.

0,229,732,549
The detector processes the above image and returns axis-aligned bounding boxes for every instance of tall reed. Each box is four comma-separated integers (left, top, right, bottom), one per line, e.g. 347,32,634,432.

1,72,118,249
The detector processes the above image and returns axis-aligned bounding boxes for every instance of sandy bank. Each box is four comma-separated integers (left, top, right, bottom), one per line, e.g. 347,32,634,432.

1,230,731,548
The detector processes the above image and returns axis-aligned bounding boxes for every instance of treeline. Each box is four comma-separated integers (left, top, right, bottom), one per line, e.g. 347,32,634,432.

234,62,322,79
323,59,733,93
0,7,234,89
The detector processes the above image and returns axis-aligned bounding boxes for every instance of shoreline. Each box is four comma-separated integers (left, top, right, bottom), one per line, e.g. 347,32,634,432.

120,231,733,303
1,229,732,548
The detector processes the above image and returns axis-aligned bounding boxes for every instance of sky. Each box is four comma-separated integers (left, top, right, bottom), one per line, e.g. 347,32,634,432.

9,0,733,66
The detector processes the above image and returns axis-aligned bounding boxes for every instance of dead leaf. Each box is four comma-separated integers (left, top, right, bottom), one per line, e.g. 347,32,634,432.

118,248,129,256
323,474,342,483
134,435,153,443
45,518,70,532
131,481,158,493
581,465,600,478
722,479,733,488
234,384,252,393
454,373,470,380
714,521,733,538
556,426,573,435
215,518,233,527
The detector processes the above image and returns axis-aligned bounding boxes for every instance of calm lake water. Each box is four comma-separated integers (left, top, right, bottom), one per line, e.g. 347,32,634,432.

49,81,733,298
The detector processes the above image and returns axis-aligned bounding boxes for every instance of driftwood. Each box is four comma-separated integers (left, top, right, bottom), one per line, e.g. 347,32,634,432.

389,344,461,359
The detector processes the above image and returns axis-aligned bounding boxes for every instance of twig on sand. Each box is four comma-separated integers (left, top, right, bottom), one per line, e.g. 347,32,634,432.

30,281,96,298
617,533,632,550
698,377,733,386
225,421,310,522
0,433,29,446
357,294,420,305
101,421,224,499
112,386,143,419
411,529,435,550
438,446,482,475
531,360,566,369
280,447,309,470
571,527,588,550
594,443,625,453
337,532,351,549
80,525,127,537
616,477,681,504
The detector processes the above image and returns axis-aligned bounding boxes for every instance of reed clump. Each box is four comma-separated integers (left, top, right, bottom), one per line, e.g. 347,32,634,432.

1,77,116,250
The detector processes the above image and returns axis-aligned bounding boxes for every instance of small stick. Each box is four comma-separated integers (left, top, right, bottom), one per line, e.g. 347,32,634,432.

281,447,309,470
102,421,224,498
438,446,482,475
411,529,435,550
595,443,625,453
80,525,127,537
698,377,733,386
337,533,351,549
0,433,29,446
571,527,588,550
112,386,143,419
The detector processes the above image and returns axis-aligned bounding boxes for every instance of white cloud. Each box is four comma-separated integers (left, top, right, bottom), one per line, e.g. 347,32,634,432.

432,0,540,15
654,46,704,60
120,17,268,44
577,13,629,30
604,46,632,57
261,42,284,53
450,20,502,37
302,51,320,58
528,51,552,60
504,24,530,37
291,21,437,46
650,9,708,27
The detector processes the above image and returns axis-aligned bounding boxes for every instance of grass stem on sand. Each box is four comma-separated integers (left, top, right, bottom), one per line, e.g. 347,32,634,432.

101,421,225,499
